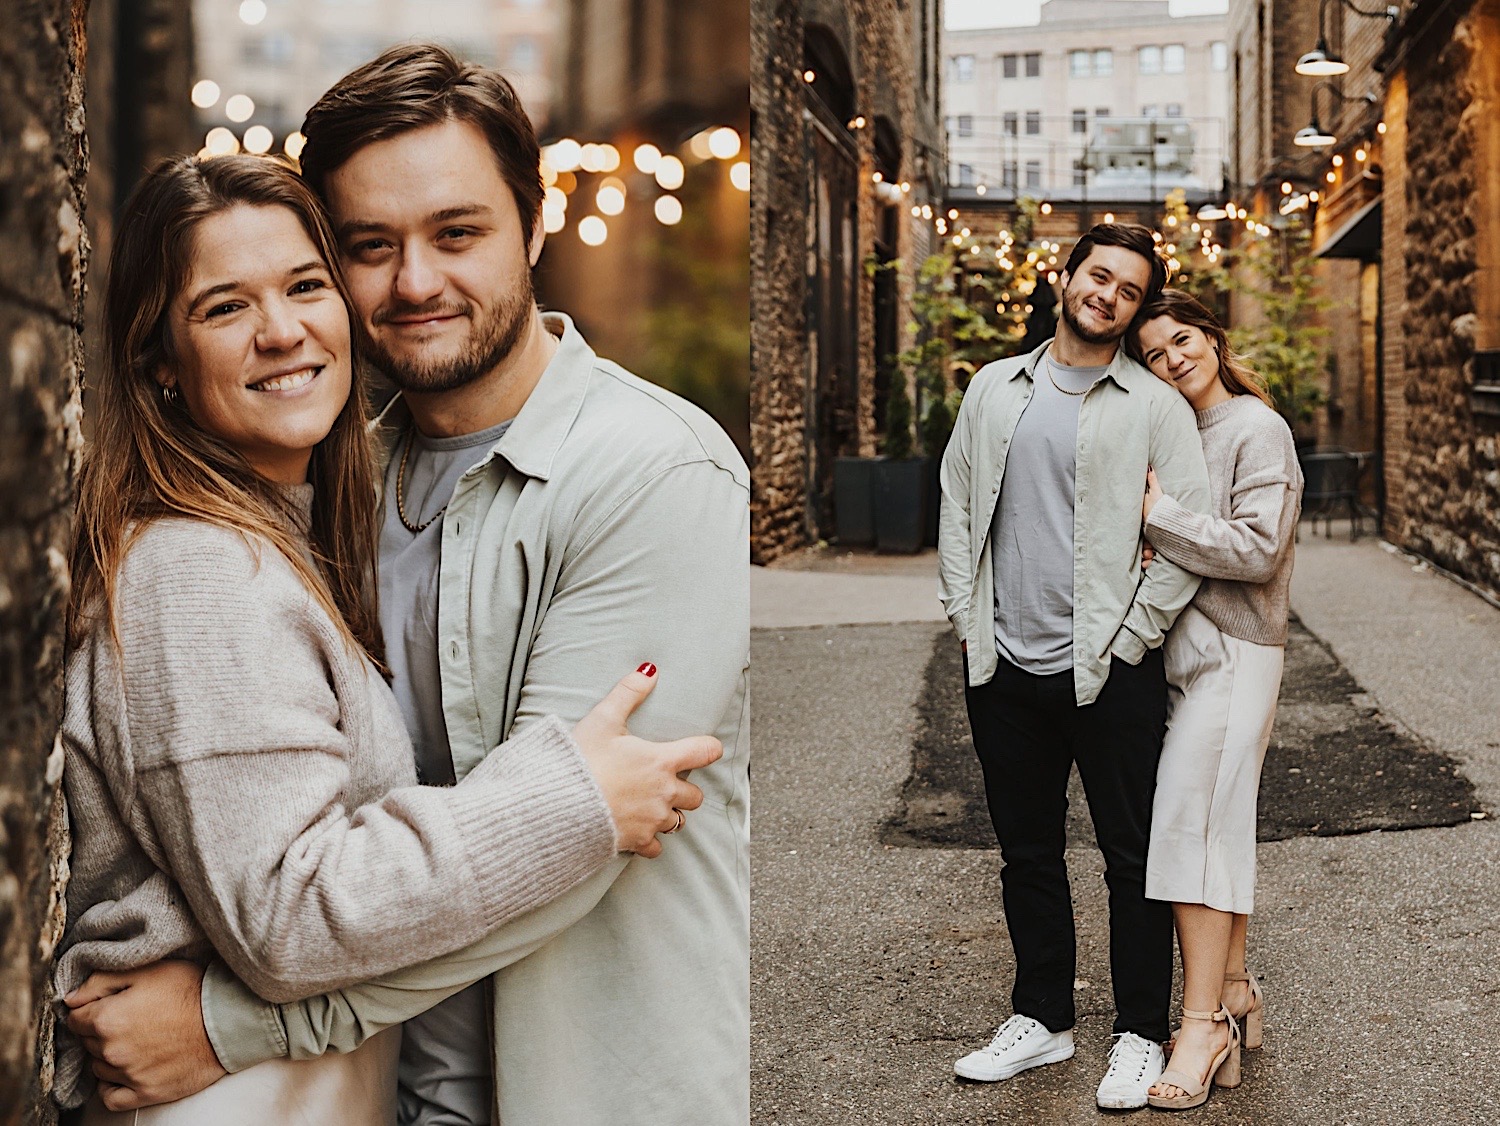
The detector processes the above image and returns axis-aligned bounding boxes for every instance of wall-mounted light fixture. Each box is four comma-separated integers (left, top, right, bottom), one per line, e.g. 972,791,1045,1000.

1295,0,1399,76
1294,81,1377,147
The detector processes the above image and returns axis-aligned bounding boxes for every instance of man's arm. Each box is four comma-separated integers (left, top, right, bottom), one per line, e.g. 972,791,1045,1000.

937,388,978,634
1108,397,1211,663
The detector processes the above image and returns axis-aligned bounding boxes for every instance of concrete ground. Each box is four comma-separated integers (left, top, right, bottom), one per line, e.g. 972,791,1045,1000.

750,532,1500,1124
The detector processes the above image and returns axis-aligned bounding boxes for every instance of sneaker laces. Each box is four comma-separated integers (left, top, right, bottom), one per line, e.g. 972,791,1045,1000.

1103,1032,1155,1081
982,1015,1039,1055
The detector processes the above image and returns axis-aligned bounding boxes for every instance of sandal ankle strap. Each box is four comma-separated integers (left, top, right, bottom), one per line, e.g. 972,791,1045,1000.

1181,1006,1229,1023
1223,972,1252,982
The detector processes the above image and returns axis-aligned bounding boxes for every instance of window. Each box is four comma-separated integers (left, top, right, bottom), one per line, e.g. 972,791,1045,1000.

1165,103,1183,117
1142,104,1159,118
1095,106,1110,118
1024,52,1041,78
1094,48,1113,76
1072,108,1088,135
1070,49,1090,77
1025,160,1042,188
1073,159,1089,187
1002,160,1018,189
1139,45,1161,75
958,163,976,186
957,114,974,138
951,54,975,82
1210,41,1229,71
1163,44,1186,73
1025,111,1041,135
1003,112,1018,136
1001,53,1018,79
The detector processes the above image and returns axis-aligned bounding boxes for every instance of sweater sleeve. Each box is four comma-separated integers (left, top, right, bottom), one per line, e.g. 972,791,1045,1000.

1143,414,1299,583
114,525,616,1004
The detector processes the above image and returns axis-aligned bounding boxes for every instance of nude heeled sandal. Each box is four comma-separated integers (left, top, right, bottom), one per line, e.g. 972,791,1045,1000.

1224,971,1264,1050
1145,1006,1240,1111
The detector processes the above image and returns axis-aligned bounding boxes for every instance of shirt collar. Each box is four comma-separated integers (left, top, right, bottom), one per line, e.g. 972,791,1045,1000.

369,311,594,483
1014,336,1141,392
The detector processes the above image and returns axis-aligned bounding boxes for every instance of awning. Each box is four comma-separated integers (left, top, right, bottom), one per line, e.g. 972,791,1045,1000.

1315,198,1382,260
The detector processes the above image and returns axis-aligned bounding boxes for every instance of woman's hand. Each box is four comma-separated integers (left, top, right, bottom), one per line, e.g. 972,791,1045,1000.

1143,465,1165,522
572,665,722,858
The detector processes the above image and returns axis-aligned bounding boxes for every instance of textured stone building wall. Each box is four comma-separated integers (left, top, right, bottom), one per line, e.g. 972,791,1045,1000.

0,3,88,1123
1384,1,1500,596
750,0,942,562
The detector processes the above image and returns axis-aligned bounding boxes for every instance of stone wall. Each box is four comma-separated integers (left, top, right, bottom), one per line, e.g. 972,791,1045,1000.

0,3,88,1123
749,0,942,562
1384,1,1500,597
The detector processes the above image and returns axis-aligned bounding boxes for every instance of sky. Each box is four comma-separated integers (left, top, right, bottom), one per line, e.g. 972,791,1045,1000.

945,0,1230,31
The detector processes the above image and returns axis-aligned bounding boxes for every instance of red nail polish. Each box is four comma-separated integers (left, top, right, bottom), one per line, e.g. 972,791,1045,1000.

637,662,657,677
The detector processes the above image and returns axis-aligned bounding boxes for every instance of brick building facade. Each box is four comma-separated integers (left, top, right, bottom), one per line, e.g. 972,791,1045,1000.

750,0,945,562
1227,0,1500,598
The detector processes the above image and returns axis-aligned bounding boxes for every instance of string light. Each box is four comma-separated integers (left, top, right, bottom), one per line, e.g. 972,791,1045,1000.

596,180,626,215
204,127,239,156
730,162,750,191
655,155,685,191
654,196,683,225
803,69,816,82
708,127,742,158
633,143,662,174
225,94,255,123
238,0,266,24
577,216,607,246
242,125,273,154
283,132,305,159
191,80,220,108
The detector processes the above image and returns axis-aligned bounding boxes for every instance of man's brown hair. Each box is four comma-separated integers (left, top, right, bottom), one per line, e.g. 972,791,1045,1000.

299,43,544,236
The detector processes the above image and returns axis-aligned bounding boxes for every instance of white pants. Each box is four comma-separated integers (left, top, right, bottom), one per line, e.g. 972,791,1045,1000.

1145,606,1285,915
80,1025,399,1126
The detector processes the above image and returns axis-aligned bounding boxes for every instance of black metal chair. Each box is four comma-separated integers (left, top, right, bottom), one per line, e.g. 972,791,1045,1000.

1298,449,1365,540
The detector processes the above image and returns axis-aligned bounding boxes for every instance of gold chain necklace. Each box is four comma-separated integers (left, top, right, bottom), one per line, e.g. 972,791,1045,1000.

1046,351,1091,397
394,425,446,534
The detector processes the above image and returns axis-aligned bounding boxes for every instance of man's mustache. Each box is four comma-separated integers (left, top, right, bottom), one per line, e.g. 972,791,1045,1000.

372,301,472,325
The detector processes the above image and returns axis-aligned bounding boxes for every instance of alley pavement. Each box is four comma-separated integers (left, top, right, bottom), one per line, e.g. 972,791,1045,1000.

750,530,1500,1124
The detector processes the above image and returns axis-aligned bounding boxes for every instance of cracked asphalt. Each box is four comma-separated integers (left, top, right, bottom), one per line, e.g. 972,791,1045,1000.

750,533,1500,1124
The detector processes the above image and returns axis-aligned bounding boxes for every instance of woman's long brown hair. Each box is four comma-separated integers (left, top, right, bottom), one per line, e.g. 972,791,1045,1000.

69,154,385,668
1126,289,1275,409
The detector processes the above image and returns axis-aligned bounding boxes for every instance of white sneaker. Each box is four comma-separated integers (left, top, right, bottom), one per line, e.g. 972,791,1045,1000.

954,1015,1075,1082
1095,1032,1165,1109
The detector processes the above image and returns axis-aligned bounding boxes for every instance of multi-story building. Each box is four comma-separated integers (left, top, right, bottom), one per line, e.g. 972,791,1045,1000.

751,0,947,560
944,0,1229,203
191,0,560,151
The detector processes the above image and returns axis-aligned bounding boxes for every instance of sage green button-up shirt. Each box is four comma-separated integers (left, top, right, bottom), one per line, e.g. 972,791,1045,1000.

938,339,1210,705
201,314,751,1125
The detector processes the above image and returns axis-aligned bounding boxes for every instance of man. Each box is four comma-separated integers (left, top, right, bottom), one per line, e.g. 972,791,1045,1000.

63,44,750,1126
938,224,1210,1110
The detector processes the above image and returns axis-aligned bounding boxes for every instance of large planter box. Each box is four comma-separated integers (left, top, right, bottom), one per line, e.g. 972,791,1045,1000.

874,457,930,554
833,456,884,546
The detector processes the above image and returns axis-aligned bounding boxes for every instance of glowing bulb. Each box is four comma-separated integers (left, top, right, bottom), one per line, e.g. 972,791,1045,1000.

242,125,273,154
1377,121,1387,134
1040,202,1052,214
1281,181,1293,194
577,216,607,245
655,155,685,191
1355,148,1367,162
1104,212,1115,223
1326,171,1337,183
224,94,255,123
543,205,566,234
239,0,266,24
803,69,816,82
1332,154,1344,167
548,139,582,172
544,186,568,211
579,144,605,173
283,132,305,159
708,127,741,159
205,127,239,155
191,80,221,108
541,161,558,187
948,209,959,220
633,144,662,174
598,144,621,172
654,195,683,225
597,184,625,215
976,184,987,195
730,161,750,191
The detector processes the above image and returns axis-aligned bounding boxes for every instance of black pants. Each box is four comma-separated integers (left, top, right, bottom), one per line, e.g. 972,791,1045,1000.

964,649,1173,1042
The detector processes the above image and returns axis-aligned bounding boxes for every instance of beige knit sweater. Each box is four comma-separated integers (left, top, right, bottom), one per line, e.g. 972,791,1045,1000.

53,504,616,1107
1144,394,1303,646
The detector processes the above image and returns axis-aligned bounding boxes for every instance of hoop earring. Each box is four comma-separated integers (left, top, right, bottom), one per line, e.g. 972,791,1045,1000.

161,384,179,405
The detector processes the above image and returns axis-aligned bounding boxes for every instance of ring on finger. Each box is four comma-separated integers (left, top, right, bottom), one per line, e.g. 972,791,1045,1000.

665,808,685,834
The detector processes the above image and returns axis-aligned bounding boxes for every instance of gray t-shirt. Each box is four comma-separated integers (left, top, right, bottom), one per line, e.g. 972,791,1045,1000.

379,416,511,1126
990,348,1108,674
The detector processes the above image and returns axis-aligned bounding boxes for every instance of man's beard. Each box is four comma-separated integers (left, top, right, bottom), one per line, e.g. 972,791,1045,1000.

1059,282,1127,346
363,273,535,394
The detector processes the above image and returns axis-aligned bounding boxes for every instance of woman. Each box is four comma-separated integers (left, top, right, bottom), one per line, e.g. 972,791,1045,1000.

56,154,717,1122
1125,290,1302,1111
